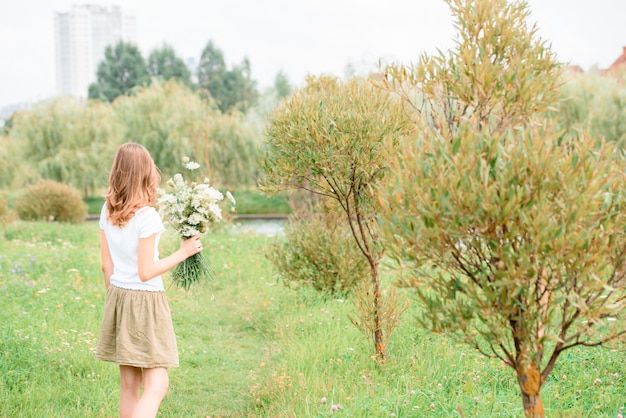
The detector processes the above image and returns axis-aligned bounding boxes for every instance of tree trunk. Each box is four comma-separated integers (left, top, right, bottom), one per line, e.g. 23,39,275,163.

371,264,386,362
516,363,544,418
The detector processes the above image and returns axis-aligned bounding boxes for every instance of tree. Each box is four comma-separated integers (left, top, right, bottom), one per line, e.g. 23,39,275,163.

197,41,228,109
197,110,261,188
260,75,413,361
555,71,626,146
112,79,258,188
230,57,259,113
88,41,149,102
196,41,258,113
273,71,292,99
147,44,191,86
113,79,214,178
9,97,120,196
379,0,626,416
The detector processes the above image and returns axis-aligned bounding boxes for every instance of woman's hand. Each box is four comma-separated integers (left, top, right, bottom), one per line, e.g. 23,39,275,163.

138,233,204,282
181,234,203,258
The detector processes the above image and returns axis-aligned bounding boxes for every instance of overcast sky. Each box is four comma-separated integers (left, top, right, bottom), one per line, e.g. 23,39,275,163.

1,0,625,109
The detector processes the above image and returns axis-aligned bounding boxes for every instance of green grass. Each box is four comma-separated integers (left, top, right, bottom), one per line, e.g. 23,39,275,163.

1,221,625,417
84,196,105,215
220,189,291,215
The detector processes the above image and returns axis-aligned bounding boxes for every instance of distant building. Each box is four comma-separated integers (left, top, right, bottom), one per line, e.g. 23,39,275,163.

54,4,136,99
605,46,626,76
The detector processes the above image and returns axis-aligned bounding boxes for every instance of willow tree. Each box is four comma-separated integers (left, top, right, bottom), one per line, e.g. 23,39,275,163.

0,134,33,189
114,79,259,188
556,70,626,146
113,79,215,178
379,0,626,416
9,97,119,196
260,75,413,361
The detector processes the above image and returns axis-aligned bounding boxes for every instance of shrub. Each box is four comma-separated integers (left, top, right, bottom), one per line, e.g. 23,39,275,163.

267,210,369,295
0,192,16,224
15,180,87,224
0,192,8,217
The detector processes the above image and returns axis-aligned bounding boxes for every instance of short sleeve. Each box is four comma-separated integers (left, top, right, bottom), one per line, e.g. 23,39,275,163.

135,207,165,238
99,203,108,230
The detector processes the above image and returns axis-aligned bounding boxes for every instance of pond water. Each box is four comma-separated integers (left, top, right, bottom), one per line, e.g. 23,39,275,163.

230,218,287,236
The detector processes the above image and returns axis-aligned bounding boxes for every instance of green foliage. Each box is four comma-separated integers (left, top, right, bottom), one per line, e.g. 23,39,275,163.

0,134,33,189
113,79,260,188
0,191,16,224
556,70,626,146
197,41,258,113
381,0,626,414
113,79,216,178
268,210,369,295
15,180,87,224
261,74,414,360
147,44,192,86
274,70,292,99
261,75,412,216
0,192,7,216
9,98,119,196
88,41,149,102
201,111,261,188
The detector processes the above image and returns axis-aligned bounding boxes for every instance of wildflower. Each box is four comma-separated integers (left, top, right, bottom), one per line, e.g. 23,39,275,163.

157,158,235,289
331,404,342,411
321,397,327,404
185,161,200,170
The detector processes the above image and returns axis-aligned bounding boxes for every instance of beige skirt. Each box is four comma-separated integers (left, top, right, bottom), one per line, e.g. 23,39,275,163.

96,285,179,368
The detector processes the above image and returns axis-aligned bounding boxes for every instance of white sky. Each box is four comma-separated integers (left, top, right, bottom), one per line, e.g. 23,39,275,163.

1,0,625,109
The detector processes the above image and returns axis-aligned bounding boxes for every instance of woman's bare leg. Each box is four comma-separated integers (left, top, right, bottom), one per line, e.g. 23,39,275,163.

119,365,143,418
131,367,169,418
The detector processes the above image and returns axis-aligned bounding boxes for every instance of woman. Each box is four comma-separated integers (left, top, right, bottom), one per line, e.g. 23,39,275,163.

96,143,201,418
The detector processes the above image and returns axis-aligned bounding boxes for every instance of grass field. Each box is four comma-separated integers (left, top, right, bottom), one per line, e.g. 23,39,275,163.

1,221,625,417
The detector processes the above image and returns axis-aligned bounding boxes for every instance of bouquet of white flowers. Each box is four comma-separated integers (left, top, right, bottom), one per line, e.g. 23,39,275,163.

157,157,235,289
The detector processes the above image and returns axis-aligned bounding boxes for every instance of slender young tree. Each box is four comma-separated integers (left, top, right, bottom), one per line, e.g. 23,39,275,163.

260,75,413,361
379,0,626,416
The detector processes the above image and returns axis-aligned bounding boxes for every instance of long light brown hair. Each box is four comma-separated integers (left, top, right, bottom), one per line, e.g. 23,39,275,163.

105,143,161,227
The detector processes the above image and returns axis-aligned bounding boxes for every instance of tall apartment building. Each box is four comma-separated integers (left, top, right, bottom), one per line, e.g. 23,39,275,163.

55,5,137,99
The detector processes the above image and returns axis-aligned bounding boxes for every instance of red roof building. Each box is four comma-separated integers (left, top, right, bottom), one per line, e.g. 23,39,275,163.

605,46,626,78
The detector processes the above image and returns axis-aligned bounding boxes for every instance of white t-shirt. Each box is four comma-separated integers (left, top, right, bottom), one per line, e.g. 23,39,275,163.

99,204,166,292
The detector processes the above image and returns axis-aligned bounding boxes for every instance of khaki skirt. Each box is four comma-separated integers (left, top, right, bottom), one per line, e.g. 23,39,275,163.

96,285,179,368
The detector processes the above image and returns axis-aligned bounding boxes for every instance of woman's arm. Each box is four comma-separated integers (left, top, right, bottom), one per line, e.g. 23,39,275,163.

100,230,114,289
137,233,202,282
